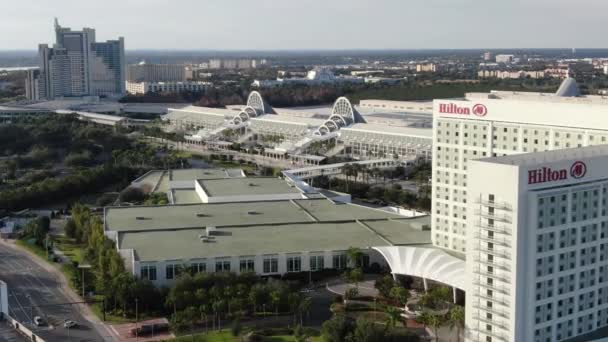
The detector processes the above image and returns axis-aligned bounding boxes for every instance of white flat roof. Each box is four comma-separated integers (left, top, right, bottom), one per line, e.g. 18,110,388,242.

479,144,608,167
345,123,432,138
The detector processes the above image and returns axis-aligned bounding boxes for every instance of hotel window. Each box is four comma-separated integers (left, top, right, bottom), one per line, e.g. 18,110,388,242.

215,259,231,272
263,256,279,273
287,256,301,272
333,253,348,269
239,258,255,273
191,262,206,274
140,265,157,281
310,255,324,271
166,264,176,280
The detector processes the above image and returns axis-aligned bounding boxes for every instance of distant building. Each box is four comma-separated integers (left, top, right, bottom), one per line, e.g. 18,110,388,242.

604,65,608,75
495,54,515,64
25,69,40,100
483,51,493,61
208,59,222,70
222,59,237,69
416,63,438,73
478,70,545,79
252,67,364,88
126,81,212,95
127,63,185,83
237,59,253,69
36,18,125,100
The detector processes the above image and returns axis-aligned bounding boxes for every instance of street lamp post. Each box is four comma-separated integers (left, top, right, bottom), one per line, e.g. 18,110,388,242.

135,297,139,342
78,264,91,300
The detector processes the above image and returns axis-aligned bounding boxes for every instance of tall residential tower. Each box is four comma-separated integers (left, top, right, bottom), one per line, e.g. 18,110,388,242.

33,19,125,100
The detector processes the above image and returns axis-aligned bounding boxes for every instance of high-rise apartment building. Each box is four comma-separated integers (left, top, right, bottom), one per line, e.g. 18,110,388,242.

127,63,185,83
35,18,125,100
24,69,40,101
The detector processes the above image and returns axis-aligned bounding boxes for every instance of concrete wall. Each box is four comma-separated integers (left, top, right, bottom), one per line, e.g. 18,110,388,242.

0,280,7,317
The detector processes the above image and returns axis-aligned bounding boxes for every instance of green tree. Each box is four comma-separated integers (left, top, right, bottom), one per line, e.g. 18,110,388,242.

374,275,397,298
449,305,465,342
346,246,364,268
321,315,355,342
298,296,312,326
389,286,410,308
427,312,443,341
352,318,387,342
270,289,282,318
384,306,402,330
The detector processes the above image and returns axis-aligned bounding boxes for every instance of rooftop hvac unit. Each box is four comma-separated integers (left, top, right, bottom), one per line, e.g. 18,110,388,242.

206,226,217,236
136,216,146,220
196,213,207,217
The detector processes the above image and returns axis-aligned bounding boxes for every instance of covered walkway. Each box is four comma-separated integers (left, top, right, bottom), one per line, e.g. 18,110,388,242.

373,246,466,301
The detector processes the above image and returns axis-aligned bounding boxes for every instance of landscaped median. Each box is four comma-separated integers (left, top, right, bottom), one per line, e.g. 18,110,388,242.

168,327,322,342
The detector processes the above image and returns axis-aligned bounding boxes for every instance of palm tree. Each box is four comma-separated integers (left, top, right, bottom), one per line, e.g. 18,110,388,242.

384,306,402,330
288,293,302,326
199,304,210,334
418,311,442,341
416,311,432,331
212,299,226,331
346,246,364,268
449,305,465,342
342,164,354,192
270,290,281,319
298,296,312,326
389,286,409,309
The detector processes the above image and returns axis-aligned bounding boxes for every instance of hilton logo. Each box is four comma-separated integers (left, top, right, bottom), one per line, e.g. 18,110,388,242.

528,161,587,185
438,103,488,117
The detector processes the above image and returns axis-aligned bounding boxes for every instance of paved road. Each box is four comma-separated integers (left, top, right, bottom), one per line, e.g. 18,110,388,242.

0,320,25,342
0,241,109,342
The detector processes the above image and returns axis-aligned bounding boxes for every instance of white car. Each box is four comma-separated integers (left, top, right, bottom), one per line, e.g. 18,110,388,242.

63,320,77,328
34,316,44,326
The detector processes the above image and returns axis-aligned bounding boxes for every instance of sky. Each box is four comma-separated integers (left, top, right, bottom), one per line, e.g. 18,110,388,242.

1,0,606,50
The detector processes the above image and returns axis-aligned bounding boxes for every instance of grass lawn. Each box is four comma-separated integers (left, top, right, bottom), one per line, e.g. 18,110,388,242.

90,296,134,324
53,235,86,264
16,238,49,260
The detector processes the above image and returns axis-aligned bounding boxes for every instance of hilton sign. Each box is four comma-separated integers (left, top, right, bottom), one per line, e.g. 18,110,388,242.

528,161,587,185
438,103,488,117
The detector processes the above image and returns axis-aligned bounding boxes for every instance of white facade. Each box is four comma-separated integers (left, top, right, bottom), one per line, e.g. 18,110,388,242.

432,85,608,253
126,81,212,95
132,249,385,288
496,55,515,64
466,146,608,342
127,63,186,83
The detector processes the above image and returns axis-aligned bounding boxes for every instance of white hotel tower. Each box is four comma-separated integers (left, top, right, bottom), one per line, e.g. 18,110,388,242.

467,147,608,342
431,79,608,341
432,79,608,254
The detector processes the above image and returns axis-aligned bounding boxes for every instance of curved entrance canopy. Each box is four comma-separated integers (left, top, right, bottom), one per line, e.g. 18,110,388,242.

373,246,466,290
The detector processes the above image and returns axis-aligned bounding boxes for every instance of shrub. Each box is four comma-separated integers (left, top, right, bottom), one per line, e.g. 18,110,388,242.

231,318,242,336
118,187,145,203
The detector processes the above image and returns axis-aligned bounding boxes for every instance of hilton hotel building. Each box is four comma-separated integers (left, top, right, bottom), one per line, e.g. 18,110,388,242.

431,80,608,341
432,80,608,254
466,147,608,342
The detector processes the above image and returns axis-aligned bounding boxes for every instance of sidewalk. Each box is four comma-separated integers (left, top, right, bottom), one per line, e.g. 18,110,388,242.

0,239,117,341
